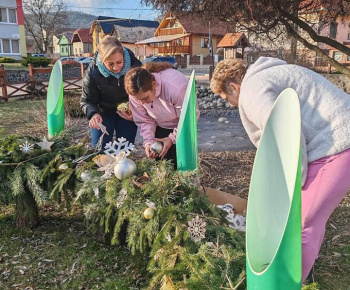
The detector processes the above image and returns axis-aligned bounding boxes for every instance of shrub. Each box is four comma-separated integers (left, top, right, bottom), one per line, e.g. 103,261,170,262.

21,56,51,68
62,60,80,68
64,92,84,118
0,57,16,63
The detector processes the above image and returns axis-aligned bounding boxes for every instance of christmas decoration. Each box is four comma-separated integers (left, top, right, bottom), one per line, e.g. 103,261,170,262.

188,215,206,242
19,140,35,153
113,157,137,180
36,136,54,151
80,170,91,181
104,137,135,157
92,154,114,168
143,207,155,220
117,101,131,115
150,141,163,154
58,163,69,172
97,122,109,135
116,188,128,209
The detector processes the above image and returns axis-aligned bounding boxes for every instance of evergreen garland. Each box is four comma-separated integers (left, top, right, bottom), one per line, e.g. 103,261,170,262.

76,158,246,289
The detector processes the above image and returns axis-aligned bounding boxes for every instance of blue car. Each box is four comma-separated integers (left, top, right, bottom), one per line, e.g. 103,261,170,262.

142,56,178,69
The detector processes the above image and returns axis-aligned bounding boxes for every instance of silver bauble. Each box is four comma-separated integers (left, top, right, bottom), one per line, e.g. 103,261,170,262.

150,141,163,154
114,158,137,180
80,170,91,181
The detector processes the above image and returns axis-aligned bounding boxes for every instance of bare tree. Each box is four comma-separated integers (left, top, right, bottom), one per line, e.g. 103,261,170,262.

23,0,67,54
143,0,350,77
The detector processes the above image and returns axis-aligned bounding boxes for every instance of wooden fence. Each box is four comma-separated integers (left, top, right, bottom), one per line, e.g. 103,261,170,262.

0,63,86,102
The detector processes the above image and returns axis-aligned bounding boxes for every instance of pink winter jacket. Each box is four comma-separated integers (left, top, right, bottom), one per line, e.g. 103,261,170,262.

129,68,200,147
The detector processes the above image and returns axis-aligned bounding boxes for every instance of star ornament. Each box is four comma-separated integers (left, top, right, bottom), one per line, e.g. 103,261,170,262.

36,136,54,151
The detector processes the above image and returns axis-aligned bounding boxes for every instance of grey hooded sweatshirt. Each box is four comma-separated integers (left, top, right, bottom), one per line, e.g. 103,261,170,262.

239,57,350,184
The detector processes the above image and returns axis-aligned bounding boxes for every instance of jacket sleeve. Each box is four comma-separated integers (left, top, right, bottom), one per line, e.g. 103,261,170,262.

129,95,157,146
80,68,102,120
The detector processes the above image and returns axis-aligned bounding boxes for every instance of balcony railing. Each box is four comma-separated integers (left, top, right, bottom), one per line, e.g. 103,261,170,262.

158,28,184,36
158,46,190,54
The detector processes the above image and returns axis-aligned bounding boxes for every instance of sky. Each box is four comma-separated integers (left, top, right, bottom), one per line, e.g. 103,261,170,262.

65,0,161,20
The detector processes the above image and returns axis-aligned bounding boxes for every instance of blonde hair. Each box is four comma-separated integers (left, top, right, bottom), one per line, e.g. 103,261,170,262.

210,58,249,95
125,62,172,95
98,35,124,62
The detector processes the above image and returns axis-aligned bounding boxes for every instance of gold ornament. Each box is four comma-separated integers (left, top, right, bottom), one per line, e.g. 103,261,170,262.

58,163,69,172
150,141,163,154
143,207,155,220
117,102,131,115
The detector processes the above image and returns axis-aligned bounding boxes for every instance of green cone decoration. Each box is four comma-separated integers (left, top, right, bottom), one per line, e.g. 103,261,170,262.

246,88,302,289
176,71,198,171
47,60,64,137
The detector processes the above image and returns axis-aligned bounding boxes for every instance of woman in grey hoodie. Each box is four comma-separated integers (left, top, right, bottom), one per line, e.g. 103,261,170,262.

210,56,350,283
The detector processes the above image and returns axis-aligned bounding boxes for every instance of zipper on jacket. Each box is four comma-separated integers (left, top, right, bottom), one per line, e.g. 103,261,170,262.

118,78,120,86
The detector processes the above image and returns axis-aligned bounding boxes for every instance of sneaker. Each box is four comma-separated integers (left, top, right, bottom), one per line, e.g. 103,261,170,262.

303,265,315,285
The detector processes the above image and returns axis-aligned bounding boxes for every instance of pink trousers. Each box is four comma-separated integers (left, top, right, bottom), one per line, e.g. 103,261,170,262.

301,147,350,281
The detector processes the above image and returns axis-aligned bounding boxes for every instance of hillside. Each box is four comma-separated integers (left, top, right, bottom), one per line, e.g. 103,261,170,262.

65,11,97,29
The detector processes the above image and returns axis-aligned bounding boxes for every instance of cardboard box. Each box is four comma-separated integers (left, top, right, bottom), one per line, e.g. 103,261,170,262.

202,187,247,215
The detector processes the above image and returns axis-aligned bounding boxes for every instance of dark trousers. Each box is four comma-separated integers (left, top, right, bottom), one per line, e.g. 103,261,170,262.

91,113,137,148
155,126,177,170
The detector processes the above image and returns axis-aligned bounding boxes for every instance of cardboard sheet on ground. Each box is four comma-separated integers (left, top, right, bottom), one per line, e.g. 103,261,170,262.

246,88,302,289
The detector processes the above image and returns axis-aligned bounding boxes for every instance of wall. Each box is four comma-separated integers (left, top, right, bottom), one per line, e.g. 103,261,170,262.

191,35,219,56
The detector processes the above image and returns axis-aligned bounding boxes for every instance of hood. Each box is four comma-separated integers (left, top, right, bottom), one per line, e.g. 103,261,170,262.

244,57,286,82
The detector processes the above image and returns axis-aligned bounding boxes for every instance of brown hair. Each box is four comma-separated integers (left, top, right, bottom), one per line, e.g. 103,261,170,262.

124,62,172,95
210,58,249,95
98,35,124,62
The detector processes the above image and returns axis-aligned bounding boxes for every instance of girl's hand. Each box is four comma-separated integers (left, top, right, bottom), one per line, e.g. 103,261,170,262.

117,110,133,121
145,143,158,159
89,113,103,129
156,137,173,159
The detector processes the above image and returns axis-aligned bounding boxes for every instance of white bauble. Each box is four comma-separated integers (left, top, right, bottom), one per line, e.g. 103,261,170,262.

114,158,137,180
150,141,163,154
80,170,91,181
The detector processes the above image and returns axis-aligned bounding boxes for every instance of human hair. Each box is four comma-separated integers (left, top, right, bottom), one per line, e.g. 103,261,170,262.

124,62,172,95
210,58,249,95
142,61,172,72
97,35,124,62
125,67,155,95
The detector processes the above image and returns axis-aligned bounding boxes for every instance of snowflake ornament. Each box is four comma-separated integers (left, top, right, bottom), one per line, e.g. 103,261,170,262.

104,137,134,157
188,215,206,242
217,203,246,232
116,188,128,209
19,140,35,153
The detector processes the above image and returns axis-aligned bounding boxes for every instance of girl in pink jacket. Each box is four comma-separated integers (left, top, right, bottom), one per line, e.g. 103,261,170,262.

124,62,199,169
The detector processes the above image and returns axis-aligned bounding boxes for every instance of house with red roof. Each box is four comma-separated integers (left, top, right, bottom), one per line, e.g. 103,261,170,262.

217,33,250,59
72,28,93,57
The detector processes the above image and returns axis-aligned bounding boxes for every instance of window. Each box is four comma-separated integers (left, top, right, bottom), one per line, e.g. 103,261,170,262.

333,51,343,62
2,39,10,53
0,8,17,23
8,9,16,23
201,37,209,48
0,39,20,54
329,22,337,38
12,39,19,53
347,54,350,61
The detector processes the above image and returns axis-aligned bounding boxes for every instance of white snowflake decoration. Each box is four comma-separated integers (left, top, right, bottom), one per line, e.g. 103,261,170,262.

19,140,35,153
217,203,246,232
145,199,156,210
188,215,206,242
104,137,135,157
116,188,128,209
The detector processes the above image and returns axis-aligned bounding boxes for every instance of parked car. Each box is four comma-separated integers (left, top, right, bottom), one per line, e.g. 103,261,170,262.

60,56,75,62
32,53,50,58
78,57,93,64
142,56,178,69
74,56,86,62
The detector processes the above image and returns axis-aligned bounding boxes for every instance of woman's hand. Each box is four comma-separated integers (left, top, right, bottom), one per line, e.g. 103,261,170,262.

89,113,103,129
145,143,158,159
117,110,133,121
156,137,173,159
